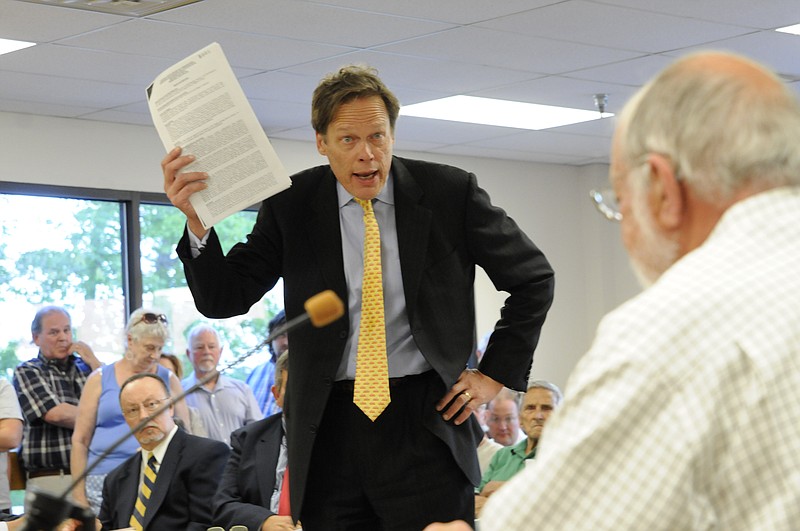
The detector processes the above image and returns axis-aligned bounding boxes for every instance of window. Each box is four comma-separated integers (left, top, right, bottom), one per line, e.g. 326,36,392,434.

0,184,282,379
0,193,125,372
139,203,282,379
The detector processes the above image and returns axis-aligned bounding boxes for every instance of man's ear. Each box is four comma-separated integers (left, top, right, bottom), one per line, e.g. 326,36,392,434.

647,153,684,230
271,384,279,401
316,132,327,156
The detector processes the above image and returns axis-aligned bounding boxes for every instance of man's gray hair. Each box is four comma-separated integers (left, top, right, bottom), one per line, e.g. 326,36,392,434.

618,50,800,202
31,305,70,336
527,380,563,406
186,323,221,345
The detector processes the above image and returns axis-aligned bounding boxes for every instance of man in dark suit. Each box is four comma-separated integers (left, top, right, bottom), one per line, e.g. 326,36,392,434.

163,65,554,530
98,373,229,531
214,351,294,531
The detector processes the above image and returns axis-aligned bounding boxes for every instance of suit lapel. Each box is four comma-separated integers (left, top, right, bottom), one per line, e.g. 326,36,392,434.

118,454,141,527
392,158,431,322
141,430,185,530
305,169,348,299
255,417,284,507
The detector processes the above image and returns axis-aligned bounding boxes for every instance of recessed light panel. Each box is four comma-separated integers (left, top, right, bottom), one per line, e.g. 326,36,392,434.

775,23,800,36
0,38,36,57
400,95,610,131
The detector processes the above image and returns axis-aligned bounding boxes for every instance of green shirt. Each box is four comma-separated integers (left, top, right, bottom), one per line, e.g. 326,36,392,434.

477,438,536,493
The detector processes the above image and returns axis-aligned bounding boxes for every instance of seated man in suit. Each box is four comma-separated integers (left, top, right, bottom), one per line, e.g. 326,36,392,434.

213,351,296,531
98,373,229,531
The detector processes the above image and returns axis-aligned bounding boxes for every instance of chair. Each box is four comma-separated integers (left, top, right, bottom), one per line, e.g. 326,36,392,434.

7,450,25,491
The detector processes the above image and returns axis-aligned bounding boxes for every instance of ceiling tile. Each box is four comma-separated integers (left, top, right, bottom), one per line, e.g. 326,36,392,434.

148,0,456,48
591,0,800,29
304,0,561,24
375,26,642,74
0,0,119,42
479,0,756,53
2,0,799,167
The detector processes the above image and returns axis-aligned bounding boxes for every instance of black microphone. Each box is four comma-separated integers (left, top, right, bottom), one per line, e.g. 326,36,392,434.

21,290,344,531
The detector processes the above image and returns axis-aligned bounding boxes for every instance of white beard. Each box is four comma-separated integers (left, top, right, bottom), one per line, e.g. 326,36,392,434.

627,188,681,288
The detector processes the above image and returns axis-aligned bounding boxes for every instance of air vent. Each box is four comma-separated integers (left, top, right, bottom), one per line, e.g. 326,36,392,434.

16,0,204,17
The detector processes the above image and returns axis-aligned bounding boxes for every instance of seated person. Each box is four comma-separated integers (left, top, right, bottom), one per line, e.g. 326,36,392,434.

181,324,262,446
98,373,229,531
473,405,501,476
213,351,297,530
485,388,522,446
475,381,562,517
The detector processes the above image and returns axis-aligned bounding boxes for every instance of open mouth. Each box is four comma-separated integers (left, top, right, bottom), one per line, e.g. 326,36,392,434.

354,170,378,180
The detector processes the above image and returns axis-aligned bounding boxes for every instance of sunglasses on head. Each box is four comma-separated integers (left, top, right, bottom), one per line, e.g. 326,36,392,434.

134,313,168,326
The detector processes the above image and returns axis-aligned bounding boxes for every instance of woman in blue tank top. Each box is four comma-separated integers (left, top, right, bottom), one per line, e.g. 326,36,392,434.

70,307,190,515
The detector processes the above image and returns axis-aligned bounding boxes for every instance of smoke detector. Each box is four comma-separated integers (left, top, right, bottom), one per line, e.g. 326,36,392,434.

593,93,609,115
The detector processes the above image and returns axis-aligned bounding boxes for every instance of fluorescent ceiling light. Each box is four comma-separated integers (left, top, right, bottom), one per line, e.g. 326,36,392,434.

400,95,611,130
0,38,36,57
775,23,800,36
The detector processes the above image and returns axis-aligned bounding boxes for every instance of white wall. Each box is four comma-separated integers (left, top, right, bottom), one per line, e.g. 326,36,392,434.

0,111,640,389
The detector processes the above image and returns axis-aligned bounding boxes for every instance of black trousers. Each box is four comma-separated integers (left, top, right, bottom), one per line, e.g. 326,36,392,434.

301,371,475,531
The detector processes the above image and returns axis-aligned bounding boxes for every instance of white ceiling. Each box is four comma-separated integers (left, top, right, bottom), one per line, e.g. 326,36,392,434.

2,0,800,166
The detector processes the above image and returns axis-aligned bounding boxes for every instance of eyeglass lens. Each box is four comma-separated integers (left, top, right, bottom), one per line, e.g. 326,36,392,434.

589,188,623,222
123,398,168,418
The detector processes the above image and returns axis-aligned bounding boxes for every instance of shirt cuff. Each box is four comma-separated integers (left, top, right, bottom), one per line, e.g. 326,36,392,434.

188,229,210,258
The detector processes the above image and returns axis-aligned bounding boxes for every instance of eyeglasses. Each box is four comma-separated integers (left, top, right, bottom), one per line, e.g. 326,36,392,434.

134,313,168,326
488,415,519,425
122,397,169,419
589,188,623,222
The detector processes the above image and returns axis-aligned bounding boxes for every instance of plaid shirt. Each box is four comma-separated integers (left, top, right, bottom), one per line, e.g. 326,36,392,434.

13,352,91,472
482,187,800,530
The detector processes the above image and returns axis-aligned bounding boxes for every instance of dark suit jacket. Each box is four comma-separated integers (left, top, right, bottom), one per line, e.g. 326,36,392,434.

213,413,284,530
178,156,555,517
99,428,230,531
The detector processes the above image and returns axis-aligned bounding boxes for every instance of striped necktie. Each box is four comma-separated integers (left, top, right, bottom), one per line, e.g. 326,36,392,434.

353,198,391,421
129,452,158,530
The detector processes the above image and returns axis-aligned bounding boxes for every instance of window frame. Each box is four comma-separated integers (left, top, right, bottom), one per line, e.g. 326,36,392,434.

0,180,259,318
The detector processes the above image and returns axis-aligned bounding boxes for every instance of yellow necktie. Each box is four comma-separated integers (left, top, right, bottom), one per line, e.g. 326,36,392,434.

130,452,158,530
353,198,390,421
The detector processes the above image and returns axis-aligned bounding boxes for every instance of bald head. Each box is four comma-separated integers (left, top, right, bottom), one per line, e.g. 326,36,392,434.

616,51,800,201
